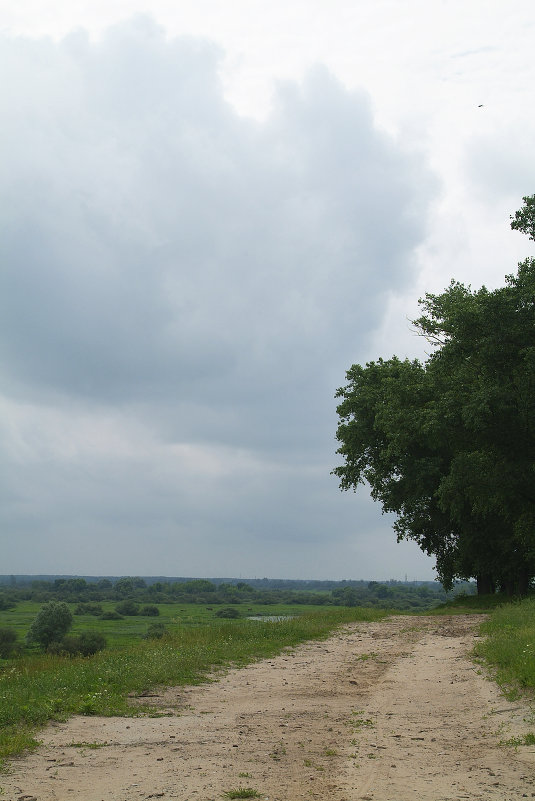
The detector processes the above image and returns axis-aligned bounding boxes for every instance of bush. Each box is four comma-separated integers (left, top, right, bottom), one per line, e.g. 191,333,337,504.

48,631,107,657
215,607,241,619
99,610,124,620
26,601,73,649
0,593,16,611
143,622,167,639
140,604,159,616
0,628,20,658
115,600,140,616
47,635,79,656
78,631,107,656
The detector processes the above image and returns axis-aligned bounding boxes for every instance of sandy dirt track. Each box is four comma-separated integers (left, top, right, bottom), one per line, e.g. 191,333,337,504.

4,614,535,801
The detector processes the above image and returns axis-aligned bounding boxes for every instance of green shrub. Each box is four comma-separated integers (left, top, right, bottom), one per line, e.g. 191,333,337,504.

48,631,107,657
143,622,167,639
215,607,241,619
140,604,159,616
0,594,16,611
26,601,73,650
78,631,107,656
115,600,140,616
47,635,79,656
0,628,20,659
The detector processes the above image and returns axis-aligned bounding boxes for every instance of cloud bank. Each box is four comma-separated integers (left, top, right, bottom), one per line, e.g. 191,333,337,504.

0,17,438,578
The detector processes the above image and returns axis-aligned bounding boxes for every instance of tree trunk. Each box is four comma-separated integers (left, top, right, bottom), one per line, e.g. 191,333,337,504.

476,573,495,595
515,566,530,597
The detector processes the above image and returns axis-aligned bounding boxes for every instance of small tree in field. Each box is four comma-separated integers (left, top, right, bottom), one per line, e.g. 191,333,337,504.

26,601,73,649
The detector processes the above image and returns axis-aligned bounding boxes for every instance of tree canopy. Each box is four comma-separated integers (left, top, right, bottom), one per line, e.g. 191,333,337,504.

26,601,73,649
334,196,535,594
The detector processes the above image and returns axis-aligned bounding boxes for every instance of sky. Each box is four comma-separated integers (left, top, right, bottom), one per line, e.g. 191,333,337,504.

1,1,535,581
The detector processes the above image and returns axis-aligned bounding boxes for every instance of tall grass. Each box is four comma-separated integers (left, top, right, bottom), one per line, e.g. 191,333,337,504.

0,607,386,767
475,597,535,696
425,592,512,615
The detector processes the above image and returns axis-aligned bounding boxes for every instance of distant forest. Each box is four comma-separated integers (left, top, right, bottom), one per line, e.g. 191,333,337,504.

0,575,475,611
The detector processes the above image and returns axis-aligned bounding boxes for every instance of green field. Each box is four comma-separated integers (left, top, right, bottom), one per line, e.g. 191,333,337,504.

0,600,344,649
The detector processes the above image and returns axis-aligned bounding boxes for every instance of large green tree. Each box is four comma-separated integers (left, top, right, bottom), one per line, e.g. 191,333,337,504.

334,197,535,593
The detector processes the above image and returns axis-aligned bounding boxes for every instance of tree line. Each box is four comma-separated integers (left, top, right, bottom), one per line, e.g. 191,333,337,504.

0,575,466,613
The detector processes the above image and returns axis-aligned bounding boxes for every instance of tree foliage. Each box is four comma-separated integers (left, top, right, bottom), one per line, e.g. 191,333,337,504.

334,196,535,594
115,599,140,616
26,601,74,649
511,194,535,241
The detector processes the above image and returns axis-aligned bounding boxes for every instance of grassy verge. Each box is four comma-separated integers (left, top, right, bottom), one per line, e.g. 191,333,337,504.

474,597,535,698
424,592,512,615
0,607,387,768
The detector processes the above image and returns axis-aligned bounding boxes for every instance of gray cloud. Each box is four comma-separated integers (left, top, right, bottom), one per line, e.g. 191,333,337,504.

0,17,437,578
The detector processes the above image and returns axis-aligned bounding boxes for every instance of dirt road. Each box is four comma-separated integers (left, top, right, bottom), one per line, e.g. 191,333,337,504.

4,615,535,801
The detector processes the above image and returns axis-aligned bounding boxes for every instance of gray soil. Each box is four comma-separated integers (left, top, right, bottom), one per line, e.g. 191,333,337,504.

3,614,535,800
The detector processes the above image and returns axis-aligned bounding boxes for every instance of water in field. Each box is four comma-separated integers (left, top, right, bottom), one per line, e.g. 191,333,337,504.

247,615,294,622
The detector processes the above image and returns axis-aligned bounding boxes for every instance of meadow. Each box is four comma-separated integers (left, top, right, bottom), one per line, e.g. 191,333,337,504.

0,600,317,649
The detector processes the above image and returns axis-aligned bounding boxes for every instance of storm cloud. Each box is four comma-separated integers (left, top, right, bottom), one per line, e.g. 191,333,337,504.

1,17,437,577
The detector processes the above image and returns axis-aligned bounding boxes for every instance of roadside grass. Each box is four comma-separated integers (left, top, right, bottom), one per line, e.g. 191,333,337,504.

474,597,535,697
0,606,387,769
422,593,512,615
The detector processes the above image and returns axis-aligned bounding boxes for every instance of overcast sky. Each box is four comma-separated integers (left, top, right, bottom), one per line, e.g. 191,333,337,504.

1,1,534,581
